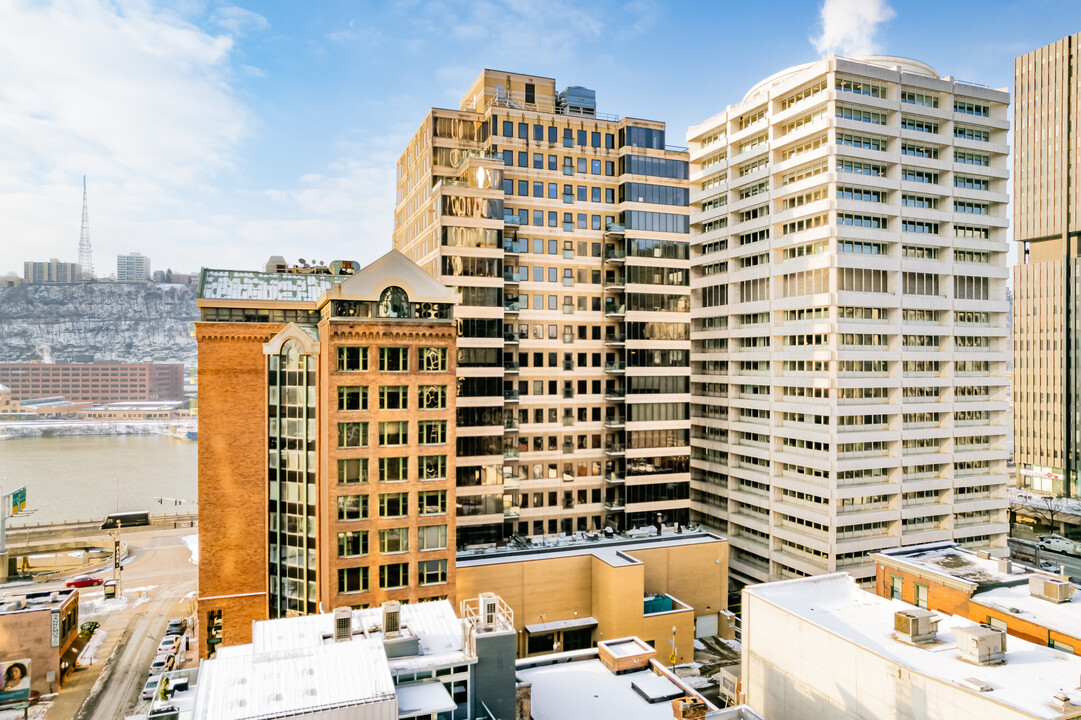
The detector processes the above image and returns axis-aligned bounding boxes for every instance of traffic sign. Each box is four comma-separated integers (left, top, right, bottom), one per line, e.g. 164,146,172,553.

10,487,26,516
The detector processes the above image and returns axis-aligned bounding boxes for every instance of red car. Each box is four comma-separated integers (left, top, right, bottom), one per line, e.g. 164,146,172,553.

65,575,104,588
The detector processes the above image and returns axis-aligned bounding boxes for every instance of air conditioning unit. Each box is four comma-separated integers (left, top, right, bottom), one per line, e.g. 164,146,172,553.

954,625,1006,666
480,592,498,630
383,600,402,637
1029,575,1073,604
894,609,939,645
333,607,352,642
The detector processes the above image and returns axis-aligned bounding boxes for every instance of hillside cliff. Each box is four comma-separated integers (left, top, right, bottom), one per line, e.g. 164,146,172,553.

0,282,198,367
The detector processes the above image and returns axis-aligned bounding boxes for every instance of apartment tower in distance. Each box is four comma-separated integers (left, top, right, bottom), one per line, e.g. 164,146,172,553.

1014,34,1081,497
194,251,458,656
394,70,692,546
687,55,1011,585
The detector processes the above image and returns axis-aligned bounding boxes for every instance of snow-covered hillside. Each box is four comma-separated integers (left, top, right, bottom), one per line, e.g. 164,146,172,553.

0,282,198,366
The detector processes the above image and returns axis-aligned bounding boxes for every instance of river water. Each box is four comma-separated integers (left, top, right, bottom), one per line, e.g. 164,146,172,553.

0,435,197,526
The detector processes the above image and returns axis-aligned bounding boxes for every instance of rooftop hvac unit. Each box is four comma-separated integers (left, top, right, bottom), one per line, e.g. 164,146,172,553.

893,609,939,645
995,557,1012,574
954,625,1006,666
383,600,402,637
479,592,498,630
1029,575,1073,604
333,607,352,642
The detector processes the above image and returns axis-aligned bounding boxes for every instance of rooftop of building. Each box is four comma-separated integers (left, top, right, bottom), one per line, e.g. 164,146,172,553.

517,644,764,720
17,397,88,409
874,542,1030,590
975,582,1081,640
745,573,1081,719
456,527,725,568
88,401,184,411
198,267,345,303
0,588,76,613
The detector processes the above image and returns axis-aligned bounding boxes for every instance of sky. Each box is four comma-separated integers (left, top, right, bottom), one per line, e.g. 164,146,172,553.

0,0,1077,278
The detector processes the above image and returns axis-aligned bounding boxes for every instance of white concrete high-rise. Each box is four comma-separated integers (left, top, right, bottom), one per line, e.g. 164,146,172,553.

117,252,151,282
687,55,1010,585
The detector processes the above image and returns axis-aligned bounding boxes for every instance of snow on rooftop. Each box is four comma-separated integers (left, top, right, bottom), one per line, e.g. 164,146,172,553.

976,583,1081,640
519,659,685,720
457,530,723,568
199,269,344,302
747,573,1081,719
192,639,396,720
879,543,1024,586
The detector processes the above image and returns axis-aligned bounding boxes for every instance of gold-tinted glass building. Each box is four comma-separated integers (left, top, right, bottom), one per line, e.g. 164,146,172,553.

1014,34,1081,496
195,250,457,657
394,70,692,546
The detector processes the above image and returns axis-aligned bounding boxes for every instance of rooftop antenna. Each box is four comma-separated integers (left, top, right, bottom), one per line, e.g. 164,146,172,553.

78,176,94,279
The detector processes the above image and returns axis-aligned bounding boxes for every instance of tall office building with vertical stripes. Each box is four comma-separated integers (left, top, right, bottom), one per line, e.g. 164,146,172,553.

394,70,691,547
687,55,1011,585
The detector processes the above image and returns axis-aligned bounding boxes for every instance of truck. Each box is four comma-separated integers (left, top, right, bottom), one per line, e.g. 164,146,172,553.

1037,534,1081,557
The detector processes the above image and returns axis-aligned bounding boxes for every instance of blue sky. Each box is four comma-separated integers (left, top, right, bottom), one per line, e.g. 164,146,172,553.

0,0,1077,278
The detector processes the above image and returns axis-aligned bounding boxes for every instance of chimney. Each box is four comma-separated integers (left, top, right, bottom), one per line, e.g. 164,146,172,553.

995,557,1012,574
333,607,352,642
672,697,707,720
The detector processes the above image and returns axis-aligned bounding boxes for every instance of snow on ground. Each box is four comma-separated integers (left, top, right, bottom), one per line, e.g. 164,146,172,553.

80,585,157,616
182,534,198,564
0,697,51,719
77,628,109,667
693,639,705,650
679,675,714,689
717,637,741,653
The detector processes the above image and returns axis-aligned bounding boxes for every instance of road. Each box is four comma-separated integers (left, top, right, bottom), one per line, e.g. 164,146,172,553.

37,527,197,720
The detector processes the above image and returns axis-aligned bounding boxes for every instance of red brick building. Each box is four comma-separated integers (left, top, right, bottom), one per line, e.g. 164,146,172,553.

0,363,184,403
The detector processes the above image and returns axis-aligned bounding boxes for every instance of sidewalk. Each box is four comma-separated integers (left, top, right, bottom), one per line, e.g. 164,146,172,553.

46,610,129,719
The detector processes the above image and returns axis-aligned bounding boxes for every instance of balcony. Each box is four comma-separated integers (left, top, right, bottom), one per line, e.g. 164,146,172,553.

604,361,626,374
562,416,576,426
604,304,627,317
503,447,520,459
604,415,626,428
562,442,575,454
604,443,626,456
563,360,575,371
504,301,520,314
604,471,625,484
562,388,575,399
604,274,626,290
504,505,520,519
604,334,626,346
604,388,626,401
503,331,520,343
605,222,626,237
504,418,519,430
504,216,524,227
503,361,519,373
604,499,626,511
503,270,520,283
503,389,520,401
503,240,525,254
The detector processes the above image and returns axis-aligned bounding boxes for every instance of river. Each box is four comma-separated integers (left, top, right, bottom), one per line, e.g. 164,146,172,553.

0,435,197,526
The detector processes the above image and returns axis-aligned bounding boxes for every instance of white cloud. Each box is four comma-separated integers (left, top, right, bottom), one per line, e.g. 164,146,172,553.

811,0,895,57
0,0,248,274
211,5,269,36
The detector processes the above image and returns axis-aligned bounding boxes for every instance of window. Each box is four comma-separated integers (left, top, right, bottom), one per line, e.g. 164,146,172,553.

337,386,367,411
379,492,409,517
379,347,409,372
419,455,446,481
419,385,447,410
337,347,368,372
338,531,368,557
379,563,409,589
379,457,408,483
337,495,368,521
890,576,903,600
379,385,408,410
337,458,368,484
419,490,448,515
378,421,409,446
421,347,447,372
418,559,448,585
379,528,409,553
914,583,928,609
419,525,448,551
419,420,448,445
338,567,368,594
337,422,368,448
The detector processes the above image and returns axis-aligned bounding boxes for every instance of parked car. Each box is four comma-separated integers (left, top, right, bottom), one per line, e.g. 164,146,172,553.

165,618,187,636
141,677,160,700
65,575,103,588
157,636,180,655
147,706,180,719
148,654,174,677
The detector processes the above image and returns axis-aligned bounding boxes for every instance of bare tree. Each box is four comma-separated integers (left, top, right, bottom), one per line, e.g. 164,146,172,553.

1027,494,1069,534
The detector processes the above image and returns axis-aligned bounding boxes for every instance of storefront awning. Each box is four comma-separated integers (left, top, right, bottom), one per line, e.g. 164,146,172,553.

524,617,598,634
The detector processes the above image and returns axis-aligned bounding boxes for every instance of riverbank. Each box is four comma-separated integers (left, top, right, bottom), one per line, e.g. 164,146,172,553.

0,420,195,439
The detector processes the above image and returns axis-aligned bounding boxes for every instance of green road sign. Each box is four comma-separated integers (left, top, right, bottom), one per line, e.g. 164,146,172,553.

10,487,26,516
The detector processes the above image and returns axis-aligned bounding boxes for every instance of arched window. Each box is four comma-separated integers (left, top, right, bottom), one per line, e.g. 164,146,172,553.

280,339,303,370
378,286,410,318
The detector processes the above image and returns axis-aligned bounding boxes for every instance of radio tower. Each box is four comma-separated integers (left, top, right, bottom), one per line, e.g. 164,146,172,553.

78,175,94,279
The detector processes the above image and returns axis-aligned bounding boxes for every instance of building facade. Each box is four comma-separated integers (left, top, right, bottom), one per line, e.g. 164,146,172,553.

0,589,82,696
195,251,458,657
687,55,1011,585
0,362,184,403
23,259,80,284
116,252,151,282
1013,33,1081,497
394,69,692,547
